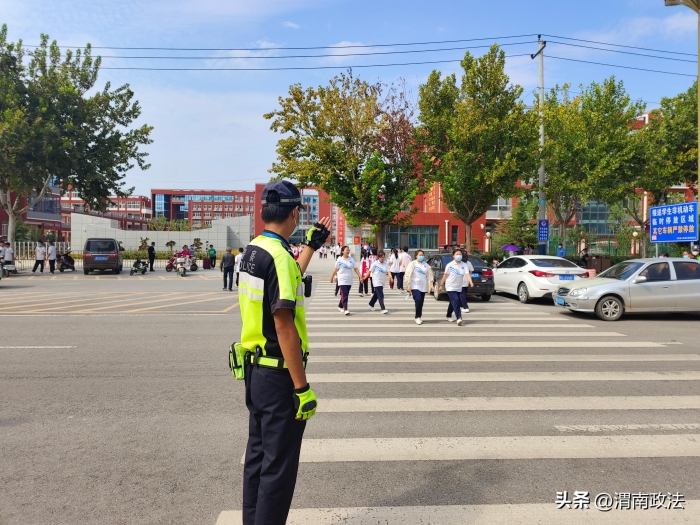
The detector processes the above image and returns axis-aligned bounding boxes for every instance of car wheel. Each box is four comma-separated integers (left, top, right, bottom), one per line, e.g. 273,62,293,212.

596,296,623,321
481,294,492,302
83,268,89,275
517,282,531,304
433,283,440,301
114,266,120,275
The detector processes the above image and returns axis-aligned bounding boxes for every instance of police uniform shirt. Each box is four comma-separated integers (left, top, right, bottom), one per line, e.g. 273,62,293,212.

238,233,308,359
444,261,468,292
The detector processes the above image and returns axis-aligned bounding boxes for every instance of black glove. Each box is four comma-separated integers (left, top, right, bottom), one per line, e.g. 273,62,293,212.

306,222,330,251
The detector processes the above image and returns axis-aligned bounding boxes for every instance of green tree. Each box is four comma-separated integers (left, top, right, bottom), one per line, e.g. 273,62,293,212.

265,72,425,249
138,237,150,251
0,26,152,245
540,79,643,246
658,80,697,198
168,219,189,231
192,237,203,253
492,195,537,249
165,240,176,252
147,216,167,231
417,45,538,251
13,218,31,241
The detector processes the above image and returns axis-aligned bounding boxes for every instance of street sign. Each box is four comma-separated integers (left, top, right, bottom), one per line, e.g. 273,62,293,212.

649,202,698,243
538,219,549,242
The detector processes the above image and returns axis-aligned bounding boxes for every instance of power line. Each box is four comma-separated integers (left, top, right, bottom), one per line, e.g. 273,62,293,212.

549,40,697,63
547,55,696,78
99,54,534,71
24,34,539,52
543,34,697,57
91,41,536,60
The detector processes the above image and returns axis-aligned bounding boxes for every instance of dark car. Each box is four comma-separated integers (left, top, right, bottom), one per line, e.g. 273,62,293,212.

427,254,495,302
83,238,124,275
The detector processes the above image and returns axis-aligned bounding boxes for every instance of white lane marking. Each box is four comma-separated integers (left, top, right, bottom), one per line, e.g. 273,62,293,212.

310,341,659,349
319,396,700,413
304,316,561,321
297,434,700,462
0,345,76,349
311,354,700,363
557,423,700,432
309,331,625,338
306,371,700,383
216,501,700,525
0,314,228,317
306,316,560,320
307,323,592,329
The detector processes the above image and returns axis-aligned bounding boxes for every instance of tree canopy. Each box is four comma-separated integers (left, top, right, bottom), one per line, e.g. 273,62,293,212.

417,45,539,250
265,72,426,248
0,25,152,243
540,79,644,245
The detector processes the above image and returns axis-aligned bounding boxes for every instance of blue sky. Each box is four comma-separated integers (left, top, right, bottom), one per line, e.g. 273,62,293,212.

2,0,697,196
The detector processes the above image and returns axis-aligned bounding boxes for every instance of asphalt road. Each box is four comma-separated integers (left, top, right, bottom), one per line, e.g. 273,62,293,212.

1,257,699,525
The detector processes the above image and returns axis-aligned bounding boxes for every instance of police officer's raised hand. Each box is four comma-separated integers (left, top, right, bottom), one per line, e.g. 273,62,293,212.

306,218,331,250
293,384,318,420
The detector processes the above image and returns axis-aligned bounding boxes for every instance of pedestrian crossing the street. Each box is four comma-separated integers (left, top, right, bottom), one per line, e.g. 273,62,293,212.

219,276,700,524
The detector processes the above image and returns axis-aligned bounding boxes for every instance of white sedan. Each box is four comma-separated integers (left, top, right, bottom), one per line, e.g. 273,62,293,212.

493,255,589,303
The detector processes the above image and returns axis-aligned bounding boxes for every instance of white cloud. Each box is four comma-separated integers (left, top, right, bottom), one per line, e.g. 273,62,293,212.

282,21,300,29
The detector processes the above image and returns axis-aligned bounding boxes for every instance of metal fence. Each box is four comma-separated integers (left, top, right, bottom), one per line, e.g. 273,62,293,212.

7,242,219,271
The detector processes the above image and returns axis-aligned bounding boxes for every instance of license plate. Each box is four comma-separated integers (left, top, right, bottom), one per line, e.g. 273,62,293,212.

95,256,107,261
559,275,575,281
471,273,480,278
555,297,565,306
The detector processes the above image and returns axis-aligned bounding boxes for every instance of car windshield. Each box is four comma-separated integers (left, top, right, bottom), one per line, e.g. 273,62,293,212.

86,240,116,253
530,258,578,268
598,261,644,280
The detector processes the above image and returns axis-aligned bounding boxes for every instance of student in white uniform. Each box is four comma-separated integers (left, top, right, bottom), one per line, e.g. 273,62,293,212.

397,246,411,291
439,248,473,326
32,241,46,274
447,255,475,317
405,249,434,325
388,248,400,290
329,246,362,315
365,251,389,314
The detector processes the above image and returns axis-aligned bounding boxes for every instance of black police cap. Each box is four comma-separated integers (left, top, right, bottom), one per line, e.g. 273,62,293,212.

261,180,302,207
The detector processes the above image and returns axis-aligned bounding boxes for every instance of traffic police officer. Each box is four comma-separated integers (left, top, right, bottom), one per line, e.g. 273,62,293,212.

237,180,330,525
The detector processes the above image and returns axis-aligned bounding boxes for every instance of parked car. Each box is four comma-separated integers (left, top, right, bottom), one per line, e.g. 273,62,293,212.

83,238,124,275
427,254,495,301
553,258,700,321
493,255,589,303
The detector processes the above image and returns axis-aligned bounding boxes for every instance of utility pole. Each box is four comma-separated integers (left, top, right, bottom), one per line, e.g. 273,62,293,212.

531,35,547,255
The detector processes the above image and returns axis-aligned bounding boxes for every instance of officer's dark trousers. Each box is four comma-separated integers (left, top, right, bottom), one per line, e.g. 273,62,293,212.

243,364,306,525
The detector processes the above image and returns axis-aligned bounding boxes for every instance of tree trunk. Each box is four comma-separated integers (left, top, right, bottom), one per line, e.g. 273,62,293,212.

7,209,16,246
465,221,472,253
374,225,385,251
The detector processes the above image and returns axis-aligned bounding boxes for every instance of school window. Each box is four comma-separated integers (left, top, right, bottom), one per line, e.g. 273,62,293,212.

451,225,458,244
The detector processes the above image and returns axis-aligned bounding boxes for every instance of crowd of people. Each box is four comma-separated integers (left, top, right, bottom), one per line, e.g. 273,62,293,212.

326,244,475,325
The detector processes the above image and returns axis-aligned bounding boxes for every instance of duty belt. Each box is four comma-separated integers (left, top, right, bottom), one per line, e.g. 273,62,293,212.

246,347,308,370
